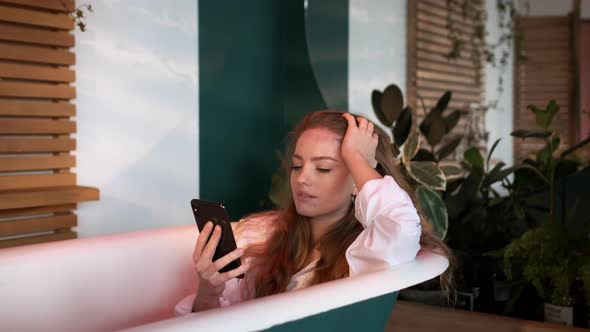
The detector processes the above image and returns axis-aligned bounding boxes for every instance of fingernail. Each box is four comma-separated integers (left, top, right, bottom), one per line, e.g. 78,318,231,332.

236,248,244,255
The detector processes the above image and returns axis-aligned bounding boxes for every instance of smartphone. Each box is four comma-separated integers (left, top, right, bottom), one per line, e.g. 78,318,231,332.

190,199,244,278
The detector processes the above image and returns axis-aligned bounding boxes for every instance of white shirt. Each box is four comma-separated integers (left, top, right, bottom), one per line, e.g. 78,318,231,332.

175,175,421,316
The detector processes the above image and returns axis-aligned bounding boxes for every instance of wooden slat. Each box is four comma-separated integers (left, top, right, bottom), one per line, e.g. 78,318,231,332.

0,185,98,210
417,12,476,35
0,81,75,99
0,173,75,191
0,213,76,237
0,138,75,153
0,203,75,218
418,98,475,111
0,23,74,47
419,90,481,103
0,119,75,134
0,101,75,116
0,155,75,172
417,61,477,78
417,79,482,94
0,42,75,65
514,15,573,161
0,231,76,249
417,70,478,85
417,50,478,69
421,0,484,16
0,5,74,30
0,63,75,82
0,0,75,12
416,21,473,43
416,31,477,52
416,48,476,71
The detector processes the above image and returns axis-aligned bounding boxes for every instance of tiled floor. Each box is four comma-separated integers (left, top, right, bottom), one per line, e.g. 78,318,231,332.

387,300,588,332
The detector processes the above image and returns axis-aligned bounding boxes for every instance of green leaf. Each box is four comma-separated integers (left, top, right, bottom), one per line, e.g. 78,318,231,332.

380,84,404,125
416,185,448,240
391,143,400,158
537,134,560,165
510,130,552,139
402,132,420,164
458,166,484,199
464,147,484,170
485,163,546,187
420,110,446,147
439,162,464,181
561,136,590,158
443,110,461,133
487,138,502,171
406,161,446,191
414,148,436,162
393,106,412,146
371,90,390,126
528,100,560,130
434,91,452,113
437,137,462,161
486,161,506,183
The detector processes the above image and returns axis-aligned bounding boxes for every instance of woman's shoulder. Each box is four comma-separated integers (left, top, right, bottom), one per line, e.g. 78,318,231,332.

231,210,280,248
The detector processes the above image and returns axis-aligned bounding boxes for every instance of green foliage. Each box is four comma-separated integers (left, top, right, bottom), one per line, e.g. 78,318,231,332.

401,132,420,165
71,4,93,32
500,100,590,307
416,185,448,240
463,147,484,170
502,221,590,306
407,161,446,191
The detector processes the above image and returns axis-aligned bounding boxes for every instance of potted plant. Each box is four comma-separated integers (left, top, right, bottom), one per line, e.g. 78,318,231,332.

496,100,590,326
371,84,472,307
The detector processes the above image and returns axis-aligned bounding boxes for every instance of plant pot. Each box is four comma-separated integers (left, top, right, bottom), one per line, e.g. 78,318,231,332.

492,274,511,302
544,302,573,326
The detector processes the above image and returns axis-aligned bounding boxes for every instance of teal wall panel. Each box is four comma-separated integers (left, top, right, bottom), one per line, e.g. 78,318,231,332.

200,0,348,219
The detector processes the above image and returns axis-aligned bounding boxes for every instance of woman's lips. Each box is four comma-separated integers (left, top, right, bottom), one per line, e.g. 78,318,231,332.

296,191,316,202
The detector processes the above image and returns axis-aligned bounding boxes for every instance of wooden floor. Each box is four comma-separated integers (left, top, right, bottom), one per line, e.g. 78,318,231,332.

387,300,588,332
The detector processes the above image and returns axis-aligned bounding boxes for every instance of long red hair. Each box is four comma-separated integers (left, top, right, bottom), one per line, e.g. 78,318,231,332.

243,110,453,299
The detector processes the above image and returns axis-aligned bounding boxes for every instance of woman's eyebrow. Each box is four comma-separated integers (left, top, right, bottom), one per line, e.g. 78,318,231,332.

292,154,339,162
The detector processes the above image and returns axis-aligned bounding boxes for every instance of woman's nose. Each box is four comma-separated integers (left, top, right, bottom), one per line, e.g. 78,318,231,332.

296,166,311,186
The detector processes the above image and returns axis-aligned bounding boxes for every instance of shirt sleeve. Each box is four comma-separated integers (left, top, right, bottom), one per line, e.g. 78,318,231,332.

173,278,243,316
174,213,275,316
346,175,422,275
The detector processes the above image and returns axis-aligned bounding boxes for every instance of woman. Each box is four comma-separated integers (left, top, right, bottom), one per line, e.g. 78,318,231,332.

176,110,451,315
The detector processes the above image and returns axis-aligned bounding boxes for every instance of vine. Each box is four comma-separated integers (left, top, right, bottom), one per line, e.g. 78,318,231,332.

445,0,529,110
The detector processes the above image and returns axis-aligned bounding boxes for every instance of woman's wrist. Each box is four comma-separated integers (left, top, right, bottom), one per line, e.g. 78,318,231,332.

343,152,381,191
192,295,221,312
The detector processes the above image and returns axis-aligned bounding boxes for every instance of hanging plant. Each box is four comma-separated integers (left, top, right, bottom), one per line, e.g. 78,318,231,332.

445,0,529,108
70,4,93,31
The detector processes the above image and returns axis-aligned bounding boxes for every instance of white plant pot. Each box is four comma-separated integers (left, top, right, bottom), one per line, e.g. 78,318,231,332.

544,302,574,326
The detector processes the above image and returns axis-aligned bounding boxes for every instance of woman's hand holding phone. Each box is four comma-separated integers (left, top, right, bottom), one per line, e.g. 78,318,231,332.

192,221,250,312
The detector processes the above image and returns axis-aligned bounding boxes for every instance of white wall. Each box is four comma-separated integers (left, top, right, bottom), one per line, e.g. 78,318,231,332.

348,0,407,133
484,0,515,167
74,0,198,237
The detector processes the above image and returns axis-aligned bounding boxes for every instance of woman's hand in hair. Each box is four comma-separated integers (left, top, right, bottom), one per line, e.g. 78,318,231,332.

341,113,378,168
192,221,249,312
341,113,382,191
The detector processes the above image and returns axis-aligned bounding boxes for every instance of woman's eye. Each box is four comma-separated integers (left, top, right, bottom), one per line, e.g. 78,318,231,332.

291,166,302,171
317,168,331,173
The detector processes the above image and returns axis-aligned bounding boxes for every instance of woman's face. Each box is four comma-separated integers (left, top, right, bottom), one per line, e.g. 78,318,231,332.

290,128,355,222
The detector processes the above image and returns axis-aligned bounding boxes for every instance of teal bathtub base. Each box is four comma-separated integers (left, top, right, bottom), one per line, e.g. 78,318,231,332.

264,291,399,331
